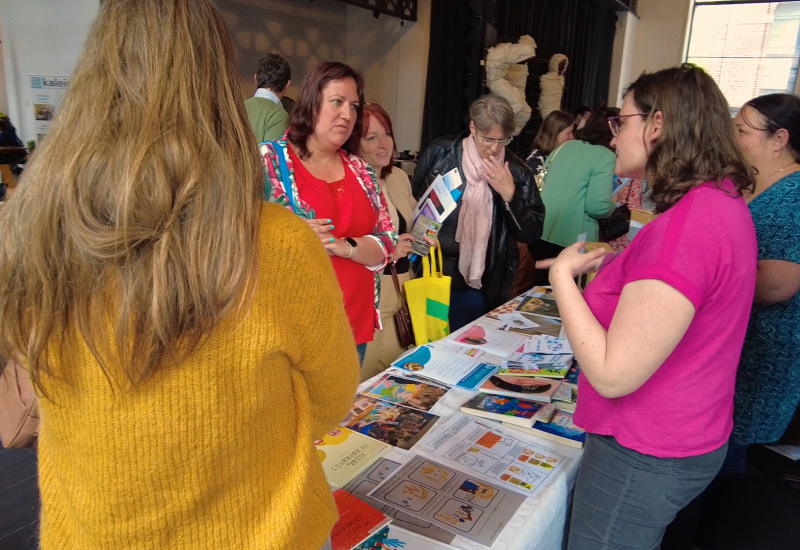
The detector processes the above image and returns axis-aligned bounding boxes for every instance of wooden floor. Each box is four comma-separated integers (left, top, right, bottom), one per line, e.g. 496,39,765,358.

0,446,39,550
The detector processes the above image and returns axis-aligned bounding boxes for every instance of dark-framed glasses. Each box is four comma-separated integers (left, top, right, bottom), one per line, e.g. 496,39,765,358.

608,113,647,137
477,134,513,146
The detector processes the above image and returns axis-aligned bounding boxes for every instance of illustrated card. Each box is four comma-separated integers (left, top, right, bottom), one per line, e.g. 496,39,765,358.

340,395,439,451
516,294,561,319
368,455,526,547
362,373,448,412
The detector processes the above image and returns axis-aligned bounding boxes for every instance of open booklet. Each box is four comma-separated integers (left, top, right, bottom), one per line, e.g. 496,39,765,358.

410,167,463,257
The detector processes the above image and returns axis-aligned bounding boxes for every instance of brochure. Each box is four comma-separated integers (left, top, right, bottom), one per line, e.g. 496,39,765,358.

361,373,448,412
391,344,498,390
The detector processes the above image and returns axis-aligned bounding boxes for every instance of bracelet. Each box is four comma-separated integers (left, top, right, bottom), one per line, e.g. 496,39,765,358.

345,240,355,259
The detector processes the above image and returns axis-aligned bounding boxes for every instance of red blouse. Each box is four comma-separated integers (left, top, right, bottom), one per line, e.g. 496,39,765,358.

289,146,377,344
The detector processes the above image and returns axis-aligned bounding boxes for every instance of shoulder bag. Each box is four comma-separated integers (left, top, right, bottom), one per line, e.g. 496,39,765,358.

390,263,415,349
0,357,39,449
598,182,634,242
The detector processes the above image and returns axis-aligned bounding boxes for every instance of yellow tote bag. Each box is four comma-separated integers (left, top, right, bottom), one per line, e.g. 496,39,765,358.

404,245,451,346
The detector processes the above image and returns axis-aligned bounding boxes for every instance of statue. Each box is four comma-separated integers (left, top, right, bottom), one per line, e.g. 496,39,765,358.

485,35,537,136
538,54,569,119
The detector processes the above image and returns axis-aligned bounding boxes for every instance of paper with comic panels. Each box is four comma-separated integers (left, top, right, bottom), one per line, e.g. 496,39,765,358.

367,455,525,547
416,415,569,498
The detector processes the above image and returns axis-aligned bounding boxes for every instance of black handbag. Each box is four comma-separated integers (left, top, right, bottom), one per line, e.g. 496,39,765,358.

598,183,633,241
390,263,414,349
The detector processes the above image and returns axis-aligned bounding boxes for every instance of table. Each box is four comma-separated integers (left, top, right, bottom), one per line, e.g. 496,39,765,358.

357,309,584,550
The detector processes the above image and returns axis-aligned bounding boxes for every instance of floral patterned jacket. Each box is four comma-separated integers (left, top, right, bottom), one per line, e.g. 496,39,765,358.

260,136,398,331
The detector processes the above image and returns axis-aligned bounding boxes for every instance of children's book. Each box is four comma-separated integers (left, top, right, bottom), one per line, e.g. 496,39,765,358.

503,409,586,449
516,293,561,319
552,381,573,403
507,312,564,338
479,375,561,402
554,383,578,413
315,428,391,489
497,359,571,378
340,395,439,451
361,373,448,412
459,393,556,428
331,489,392,550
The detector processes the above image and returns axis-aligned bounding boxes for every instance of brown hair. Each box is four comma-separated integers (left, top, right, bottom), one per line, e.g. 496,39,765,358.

255,52,291,93
532,110,574,155
576,106,619,150
288,62,365,159
469,94,515,137
0,0,262,388
346,102,397,179
625,64,754,213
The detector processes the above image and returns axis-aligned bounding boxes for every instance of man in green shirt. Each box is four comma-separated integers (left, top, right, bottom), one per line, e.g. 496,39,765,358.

244,53,291,144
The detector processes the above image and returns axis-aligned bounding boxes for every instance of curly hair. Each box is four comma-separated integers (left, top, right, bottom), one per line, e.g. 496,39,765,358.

626,64,754,213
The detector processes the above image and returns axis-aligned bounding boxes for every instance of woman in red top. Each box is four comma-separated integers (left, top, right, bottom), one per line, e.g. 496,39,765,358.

261,62,397,362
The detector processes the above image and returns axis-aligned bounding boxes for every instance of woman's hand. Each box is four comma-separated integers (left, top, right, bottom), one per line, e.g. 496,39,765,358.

302,218,337,253
391,233,415,262
535,242,607,280
482,156,515,203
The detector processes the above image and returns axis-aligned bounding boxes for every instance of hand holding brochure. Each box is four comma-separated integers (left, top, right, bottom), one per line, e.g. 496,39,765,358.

410,167,463,257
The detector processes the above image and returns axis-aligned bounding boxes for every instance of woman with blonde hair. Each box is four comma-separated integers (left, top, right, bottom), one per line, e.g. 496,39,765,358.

0,1,358,548
538,65,756,548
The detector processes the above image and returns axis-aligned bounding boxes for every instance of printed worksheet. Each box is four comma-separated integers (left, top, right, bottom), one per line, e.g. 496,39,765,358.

368,455,526,547
416,415,568,498
343,458,457,545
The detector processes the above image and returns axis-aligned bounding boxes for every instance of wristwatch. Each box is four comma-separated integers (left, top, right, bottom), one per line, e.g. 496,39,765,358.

345,237,358,258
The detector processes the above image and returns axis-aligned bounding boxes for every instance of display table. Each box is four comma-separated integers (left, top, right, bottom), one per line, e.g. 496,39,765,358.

356,312,584,550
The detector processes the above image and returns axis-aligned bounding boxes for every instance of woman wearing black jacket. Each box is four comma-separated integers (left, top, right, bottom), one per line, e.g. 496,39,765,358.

412,94,545,330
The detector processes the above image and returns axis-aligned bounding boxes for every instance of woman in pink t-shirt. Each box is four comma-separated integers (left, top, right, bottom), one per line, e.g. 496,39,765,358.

537,65,757,549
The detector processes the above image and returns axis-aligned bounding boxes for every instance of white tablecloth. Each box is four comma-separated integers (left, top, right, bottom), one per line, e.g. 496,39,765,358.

359,368,584,550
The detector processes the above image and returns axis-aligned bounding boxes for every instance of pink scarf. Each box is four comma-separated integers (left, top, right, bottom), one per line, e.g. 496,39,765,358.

456,135,504,289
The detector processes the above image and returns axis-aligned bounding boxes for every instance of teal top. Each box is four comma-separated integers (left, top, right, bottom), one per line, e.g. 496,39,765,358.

733,170,800,445
540,140,616,246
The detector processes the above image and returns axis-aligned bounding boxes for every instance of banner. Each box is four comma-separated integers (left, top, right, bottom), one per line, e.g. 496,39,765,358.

28,75,70,143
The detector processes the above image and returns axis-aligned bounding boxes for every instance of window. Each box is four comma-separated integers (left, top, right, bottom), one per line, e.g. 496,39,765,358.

686,1,800,113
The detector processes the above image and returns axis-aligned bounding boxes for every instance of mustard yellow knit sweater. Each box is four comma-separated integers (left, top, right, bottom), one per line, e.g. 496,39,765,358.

36,203,360,549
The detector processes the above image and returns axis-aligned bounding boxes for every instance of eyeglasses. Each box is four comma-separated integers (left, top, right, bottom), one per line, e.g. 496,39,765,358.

477,134,513,146
608,114,647,137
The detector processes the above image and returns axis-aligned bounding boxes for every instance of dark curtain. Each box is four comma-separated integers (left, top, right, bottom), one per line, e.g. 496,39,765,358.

419,0,617,157
419,0,494,153
493,0,618,156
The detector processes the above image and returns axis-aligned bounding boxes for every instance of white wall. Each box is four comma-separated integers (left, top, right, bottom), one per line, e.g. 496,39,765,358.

219,0,430,154
345,0,430,154
0,0,431,152
0,0,99,143
608,10,639,107
629,0,692,77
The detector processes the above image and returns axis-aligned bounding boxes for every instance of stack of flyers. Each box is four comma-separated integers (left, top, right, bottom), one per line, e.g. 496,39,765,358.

523,335,573,355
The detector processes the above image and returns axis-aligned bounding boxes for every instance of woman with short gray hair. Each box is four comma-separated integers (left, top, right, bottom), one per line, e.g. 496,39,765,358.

412,94,545,330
